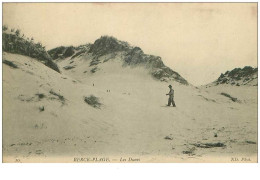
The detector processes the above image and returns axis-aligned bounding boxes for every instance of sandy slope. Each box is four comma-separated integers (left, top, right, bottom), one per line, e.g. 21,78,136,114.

2,52,257,162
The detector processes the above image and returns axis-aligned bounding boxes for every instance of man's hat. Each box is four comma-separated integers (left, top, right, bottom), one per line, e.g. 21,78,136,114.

168,85,172,88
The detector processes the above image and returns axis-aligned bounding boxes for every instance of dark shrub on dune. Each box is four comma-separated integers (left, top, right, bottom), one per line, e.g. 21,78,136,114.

2,28,60,73
84,95,102,108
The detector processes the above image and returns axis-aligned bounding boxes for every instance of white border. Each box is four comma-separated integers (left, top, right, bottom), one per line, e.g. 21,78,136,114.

0,1,259,180
1,0,259,2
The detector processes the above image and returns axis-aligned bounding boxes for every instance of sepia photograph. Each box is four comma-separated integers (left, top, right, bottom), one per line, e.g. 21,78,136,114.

1,2,258,163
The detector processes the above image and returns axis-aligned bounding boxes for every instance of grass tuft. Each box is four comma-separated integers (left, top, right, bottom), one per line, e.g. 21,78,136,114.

84,95,102,108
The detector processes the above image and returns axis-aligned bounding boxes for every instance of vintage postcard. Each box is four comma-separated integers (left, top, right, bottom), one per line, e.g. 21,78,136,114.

2,2,258,163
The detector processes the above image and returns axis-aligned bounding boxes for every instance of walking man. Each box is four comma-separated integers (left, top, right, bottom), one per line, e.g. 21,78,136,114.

166,85,176,107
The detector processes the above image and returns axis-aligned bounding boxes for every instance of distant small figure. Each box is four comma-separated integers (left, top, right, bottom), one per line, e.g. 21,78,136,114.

93,83,94,87
166,85,176,107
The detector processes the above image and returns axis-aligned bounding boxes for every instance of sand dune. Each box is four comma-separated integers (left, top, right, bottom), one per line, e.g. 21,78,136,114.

2,52,257,162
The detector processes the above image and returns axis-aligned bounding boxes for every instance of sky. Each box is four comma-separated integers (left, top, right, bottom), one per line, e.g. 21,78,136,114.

3,3,257,85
